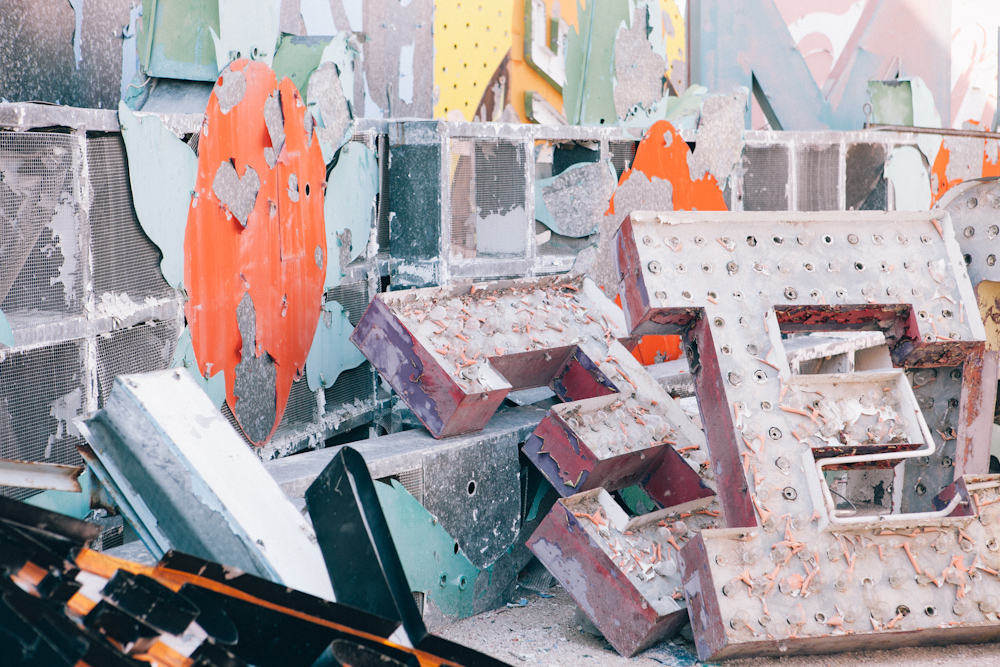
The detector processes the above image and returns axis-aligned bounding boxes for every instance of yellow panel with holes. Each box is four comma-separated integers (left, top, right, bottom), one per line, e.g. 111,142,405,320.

660,0,686,92
433,0,517,120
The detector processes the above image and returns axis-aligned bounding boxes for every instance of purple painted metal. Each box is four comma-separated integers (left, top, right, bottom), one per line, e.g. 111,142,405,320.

350,297,509,438
527,494,691,656
350,275,630,439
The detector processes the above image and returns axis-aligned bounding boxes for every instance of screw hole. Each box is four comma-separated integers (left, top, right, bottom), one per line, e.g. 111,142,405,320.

467,480,477,496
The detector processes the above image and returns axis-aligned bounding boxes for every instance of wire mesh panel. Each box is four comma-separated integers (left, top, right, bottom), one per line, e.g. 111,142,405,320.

0,131,83,314
276,376,320,432
0,340,88,500
376,135,390,254
325,279,370,327
323,362,377,411
742,144,790,211
88,135,175,300
796,144,840,211
449,138,528,259
609,140,638,178
95,320,182,406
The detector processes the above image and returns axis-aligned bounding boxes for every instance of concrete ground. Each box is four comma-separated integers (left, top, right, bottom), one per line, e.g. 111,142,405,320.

438,586,1000,667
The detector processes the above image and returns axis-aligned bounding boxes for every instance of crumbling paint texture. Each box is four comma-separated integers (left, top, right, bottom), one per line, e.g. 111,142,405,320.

308,61,354,163
186,59,326,446
0,0,135,109
590,121,726,296
270,34,331,99
536,160,618,238
233,292,277,444
323,141,378,287
361,0,433,118
686,90,748,184
612,6,666,122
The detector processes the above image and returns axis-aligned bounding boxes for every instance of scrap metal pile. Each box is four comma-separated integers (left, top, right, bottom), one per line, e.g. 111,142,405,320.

350,208,1000,661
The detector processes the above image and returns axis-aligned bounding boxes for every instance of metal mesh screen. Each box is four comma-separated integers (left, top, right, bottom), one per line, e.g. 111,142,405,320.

0,341,88,500
325,280,370,326
449,138,528,259
89,135,175,300
95,320,182,406
395,467,425,504
324,362,377,412
277,376,320,431
376,135,390,253
796,144,840,211
0,131,83,314
742,144,790,211
609,140,638,178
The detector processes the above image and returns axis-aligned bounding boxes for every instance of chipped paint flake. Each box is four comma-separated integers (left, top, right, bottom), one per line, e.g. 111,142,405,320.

233,292,277,443
305,300,366,391
46,203,78,306
118,102,196,289
308,61,353,163
0,310,12,347
686,90,748,184
613,6,667,122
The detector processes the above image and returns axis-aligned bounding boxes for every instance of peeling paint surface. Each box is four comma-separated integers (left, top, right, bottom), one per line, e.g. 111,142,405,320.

46,202,78,305
592,121,726,296
186,60,327,446
305,299,366,391
613,6,667,122
308,61,353,163
536,160,618,238
686,90,748,183
118,102,197,289
324,141,377,287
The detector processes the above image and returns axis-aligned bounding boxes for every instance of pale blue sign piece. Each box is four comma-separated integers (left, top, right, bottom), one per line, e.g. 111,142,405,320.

305,300,366,392
118,102,196,289
170,328,227,407
324,142,378,288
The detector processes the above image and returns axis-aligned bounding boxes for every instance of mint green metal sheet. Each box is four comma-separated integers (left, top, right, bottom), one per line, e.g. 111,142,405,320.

305,300,366,392
138,0,221,81
118,102,196,290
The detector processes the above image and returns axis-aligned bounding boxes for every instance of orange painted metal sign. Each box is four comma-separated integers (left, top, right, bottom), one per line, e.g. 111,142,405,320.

186,60,326,445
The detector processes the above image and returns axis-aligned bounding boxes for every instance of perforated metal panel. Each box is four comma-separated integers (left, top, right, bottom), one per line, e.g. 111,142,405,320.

95,321,182,406
0,341,88,500
742,144,789,211
0,131,83,314
89,135,175,300
796,144,840,211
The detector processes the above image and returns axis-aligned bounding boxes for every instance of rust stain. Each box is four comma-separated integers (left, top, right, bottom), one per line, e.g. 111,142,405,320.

186,60,327,445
